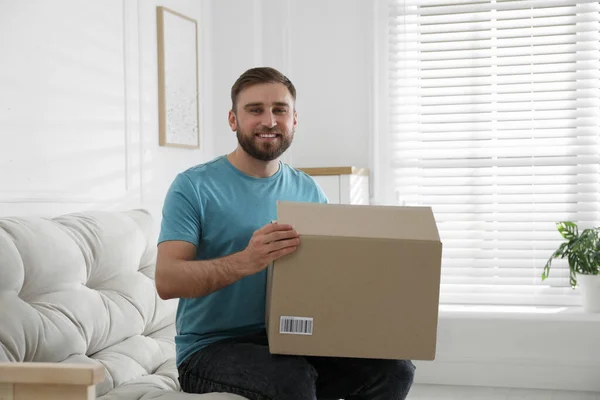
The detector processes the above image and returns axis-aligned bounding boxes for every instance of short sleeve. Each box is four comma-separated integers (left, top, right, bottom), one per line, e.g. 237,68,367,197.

312,177,329,204
158,173,202,247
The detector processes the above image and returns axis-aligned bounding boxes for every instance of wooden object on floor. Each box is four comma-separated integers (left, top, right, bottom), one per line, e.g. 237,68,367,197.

0,362,104,400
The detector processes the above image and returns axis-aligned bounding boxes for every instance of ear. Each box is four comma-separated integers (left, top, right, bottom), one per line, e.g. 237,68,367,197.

293,109,298,129
228,110,238,132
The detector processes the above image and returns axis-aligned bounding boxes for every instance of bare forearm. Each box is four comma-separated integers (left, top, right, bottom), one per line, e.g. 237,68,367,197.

156,223,299,299
156,252,251,299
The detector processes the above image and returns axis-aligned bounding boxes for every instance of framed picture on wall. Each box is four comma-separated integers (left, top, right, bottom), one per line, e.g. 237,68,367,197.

156,6,200,148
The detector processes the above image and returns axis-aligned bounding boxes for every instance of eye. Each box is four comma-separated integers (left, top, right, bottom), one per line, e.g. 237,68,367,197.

274,108,287,114
249,108,262,114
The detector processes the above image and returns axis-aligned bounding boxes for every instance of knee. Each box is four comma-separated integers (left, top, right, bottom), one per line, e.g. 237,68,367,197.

374,359,416,384
390,359,416,382
376,360,416,397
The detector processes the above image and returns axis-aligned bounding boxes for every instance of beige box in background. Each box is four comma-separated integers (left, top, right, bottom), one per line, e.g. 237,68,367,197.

266,201,443,361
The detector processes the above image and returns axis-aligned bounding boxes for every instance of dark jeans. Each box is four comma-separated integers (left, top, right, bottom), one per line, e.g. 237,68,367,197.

178,330,416,400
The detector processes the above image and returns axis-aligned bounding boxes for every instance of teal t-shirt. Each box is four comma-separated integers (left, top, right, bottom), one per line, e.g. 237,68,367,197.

158,155,328,366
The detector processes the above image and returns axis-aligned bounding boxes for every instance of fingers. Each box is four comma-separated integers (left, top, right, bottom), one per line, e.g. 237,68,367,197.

245,222,299,271
266,237,300,254
264,229,299,243
258,222,294,235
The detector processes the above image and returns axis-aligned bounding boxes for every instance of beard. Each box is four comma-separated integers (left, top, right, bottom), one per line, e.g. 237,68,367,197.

237,127,294,162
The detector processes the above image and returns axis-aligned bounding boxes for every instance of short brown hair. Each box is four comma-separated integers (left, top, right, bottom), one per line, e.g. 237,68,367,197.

230,67,296,113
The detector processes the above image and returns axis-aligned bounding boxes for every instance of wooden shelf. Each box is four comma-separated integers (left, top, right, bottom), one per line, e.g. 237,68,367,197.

298,166,369,177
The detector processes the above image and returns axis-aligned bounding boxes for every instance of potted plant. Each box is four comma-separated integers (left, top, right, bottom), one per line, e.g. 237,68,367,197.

543,222,600,312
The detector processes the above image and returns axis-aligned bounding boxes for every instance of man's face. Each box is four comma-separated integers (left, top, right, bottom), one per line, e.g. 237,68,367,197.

229,82,297,162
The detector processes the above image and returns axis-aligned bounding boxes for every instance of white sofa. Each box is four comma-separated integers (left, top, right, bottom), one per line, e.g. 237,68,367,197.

0,209,247,400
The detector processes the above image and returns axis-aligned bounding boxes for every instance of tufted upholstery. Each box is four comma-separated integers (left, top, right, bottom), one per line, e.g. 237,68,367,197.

0,209,247,400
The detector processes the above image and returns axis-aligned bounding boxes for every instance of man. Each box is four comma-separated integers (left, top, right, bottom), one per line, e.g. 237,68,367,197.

156,67,415,399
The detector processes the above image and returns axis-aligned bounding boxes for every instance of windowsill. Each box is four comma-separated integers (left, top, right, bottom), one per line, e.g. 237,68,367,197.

415,304,600,391
438,304,600,322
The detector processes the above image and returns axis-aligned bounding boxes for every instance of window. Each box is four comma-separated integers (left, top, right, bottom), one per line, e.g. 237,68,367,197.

382,0,600,306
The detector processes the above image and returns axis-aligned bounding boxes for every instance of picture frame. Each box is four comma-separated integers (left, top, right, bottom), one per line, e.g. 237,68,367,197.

156,6,200,149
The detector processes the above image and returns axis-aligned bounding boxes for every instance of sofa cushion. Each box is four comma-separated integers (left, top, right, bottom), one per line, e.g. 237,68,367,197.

0,209,246,400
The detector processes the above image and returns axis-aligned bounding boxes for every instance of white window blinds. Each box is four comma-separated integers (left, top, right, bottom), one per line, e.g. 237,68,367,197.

387,0,600,306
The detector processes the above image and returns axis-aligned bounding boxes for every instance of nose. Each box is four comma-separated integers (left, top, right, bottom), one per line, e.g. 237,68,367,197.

260,111,277,128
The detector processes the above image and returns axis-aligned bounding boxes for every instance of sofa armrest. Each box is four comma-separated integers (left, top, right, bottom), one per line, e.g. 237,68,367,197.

0,362,104,400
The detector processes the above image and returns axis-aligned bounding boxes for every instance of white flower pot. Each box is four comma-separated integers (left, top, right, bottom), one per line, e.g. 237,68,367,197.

577,274,600,313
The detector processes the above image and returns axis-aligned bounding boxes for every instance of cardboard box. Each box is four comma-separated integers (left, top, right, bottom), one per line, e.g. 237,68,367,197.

265,201,442,361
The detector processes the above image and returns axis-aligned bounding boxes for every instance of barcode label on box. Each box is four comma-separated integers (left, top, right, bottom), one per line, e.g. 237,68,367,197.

280,316,313,335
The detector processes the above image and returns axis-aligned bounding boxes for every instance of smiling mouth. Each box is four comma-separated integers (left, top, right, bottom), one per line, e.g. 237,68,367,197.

256,133,281,139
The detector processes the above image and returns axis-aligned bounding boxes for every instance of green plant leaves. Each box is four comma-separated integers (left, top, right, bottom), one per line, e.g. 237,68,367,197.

554,242,569,258
542,242,568,281
543,223,600,287
557,221,578,240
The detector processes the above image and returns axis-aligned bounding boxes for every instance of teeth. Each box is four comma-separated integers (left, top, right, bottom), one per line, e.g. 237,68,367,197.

259,134,276,138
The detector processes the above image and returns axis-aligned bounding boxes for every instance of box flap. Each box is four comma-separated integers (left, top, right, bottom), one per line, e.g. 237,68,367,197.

276,201,440,241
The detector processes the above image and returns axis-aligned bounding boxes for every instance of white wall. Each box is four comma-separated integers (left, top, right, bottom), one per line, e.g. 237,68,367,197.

287,0,372,169
0,0,213,235
137,0,215,231
0,0,138,215
209,0,373,170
